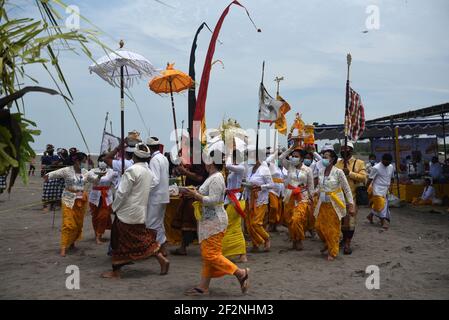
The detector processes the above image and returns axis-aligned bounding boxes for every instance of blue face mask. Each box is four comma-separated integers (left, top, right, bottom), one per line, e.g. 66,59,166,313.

304,159,312,167
289,157,301,166
322,159,330,167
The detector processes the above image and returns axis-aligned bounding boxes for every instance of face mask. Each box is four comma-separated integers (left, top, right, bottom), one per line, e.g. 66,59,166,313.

304,159,312,167
322,159,330,167
289,157,301,166
99,161,107,170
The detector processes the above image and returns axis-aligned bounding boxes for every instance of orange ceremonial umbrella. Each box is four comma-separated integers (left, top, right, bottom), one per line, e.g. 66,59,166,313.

149,63,193,151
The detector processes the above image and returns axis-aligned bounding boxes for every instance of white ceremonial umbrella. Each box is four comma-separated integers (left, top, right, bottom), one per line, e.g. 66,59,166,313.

89,40,159,173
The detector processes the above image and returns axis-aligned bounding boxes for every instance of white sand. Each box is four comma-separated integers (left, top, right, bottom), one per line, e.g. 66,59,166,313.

1,175,448,300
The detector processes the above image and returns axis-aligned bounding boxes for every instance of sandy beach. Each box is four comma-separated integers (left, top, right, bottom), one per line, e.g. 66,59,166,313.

0,173,448,300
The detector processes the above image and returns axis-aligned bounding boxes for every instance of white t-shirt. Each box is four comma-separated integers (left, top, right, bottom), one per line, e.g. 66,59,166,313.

369,163,394,196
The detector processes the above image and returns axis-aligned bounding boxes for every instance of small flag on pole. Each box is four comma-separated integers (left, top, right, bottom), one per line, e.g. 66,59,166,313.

274,95,291,135
259,83,283,123
345,87,365,141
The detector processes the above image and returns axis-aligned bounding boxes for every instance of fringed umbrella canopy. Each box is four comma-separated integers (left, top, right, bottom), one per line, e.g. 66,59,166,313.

89,49,159,88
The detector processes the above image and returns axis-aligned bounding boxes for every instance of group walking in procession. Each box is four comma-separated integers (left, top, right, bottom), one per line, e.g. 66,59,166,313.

0,0,409,298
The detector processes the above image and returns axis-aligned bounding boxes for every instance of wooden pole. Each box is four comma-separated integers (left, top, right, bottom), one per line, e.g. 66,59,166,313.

391,118,401,199
119,40,125,175
256,61,265,162
100,112,109,154
120,64,125,175
169,80,180,154
344,53,352,169
442,112,447,159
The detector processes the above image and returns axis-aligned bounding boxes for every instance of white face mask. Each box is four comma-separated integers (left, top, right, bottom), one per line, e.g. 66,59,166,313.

98,161,107,170
289,157,301,166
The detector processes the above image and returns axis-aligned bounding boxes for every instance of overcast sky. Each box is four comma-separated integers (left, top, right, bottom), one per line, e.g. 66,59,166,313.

10,0,449,153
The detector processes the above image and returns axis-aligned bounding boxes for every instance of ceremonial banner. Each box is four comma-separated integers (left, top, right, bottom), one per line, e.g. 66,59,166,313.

100,132,120,155
344,86,366,141
259,83,283,123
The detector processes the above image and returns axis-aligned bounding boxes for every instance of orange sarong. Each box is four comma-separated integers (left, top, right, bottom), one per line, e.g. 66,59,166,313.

61,198,87,249
288,201,309,241
315,203,341,258
268,192,282,225
89,203,112,236
245,189,270,247
201,232,238,278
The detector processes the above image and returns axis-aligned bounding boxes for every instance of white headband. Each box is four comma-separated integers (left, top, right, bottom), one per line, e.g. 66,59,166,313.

134,143,151,158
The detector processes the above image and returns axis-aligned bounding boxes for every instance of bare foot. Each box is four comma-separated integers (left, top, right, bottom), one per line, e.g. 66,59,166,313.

327,255,335,261
263,239,271,252
60,248,66,257
239,254,248,263
42,207,49,213
101,271,121,279
160,243,168,257
367,214,374,224
157,253,170,275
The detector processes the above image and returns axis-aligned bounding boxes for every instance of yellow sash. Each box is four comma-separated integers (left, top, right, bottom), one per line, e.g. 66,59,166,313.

323,188,345,209
273,178,284,184
192,201,225,221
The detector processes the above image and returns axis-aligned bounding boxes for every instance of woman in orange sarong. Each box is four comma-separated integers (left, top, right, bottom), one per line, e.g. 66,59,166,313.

45,152,102,257
314,149,355,261
183,152,249,296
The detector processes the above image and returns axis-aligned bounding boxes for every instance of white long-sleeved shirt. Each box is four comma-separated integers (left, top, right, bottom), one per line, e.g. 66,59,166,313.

314,166,354,219
112,159,134,188
48,166,98,209
112,162,156,225
284,165,314,204
88,168,117,207
225,156,246,205
148,151,170,204
264,153,284,197
369,163,394,197
197,172,228,242
246,163,275,207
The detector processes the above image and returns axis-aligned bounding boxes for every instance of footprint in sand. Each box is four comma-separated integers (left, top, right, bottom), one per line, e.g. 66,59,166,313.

402,246,414,254
351,270,365,277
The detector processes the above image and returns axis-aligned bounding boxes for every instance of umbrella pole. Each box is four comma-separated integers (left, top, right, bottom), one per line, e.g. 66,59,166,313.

120,65,125,175
169,81,180,153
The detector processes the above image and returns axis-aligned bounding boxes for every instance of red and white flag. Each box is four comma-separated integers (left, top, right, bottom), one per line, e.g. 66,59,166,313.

345,87,365,141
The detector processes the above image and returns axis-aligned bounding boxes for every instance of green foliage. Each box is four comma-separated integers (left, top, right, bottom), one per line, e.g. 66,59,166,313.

0,0,106,189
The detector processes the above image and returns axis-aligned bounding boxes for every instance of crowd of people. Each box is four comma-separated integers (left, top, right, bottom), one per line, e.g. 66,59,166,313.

28,130,401,296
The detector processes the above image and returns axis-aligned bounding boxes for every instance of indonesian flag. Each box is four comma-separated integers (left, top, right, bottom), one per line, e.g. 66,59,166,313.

345,87,366,141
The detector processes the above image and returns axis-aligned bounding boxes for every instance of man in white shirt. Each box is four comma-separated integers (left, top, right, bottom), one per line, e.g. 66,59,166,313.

104,144,135,188
145,137,170,256
367,153,395,229
102,143,169,279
